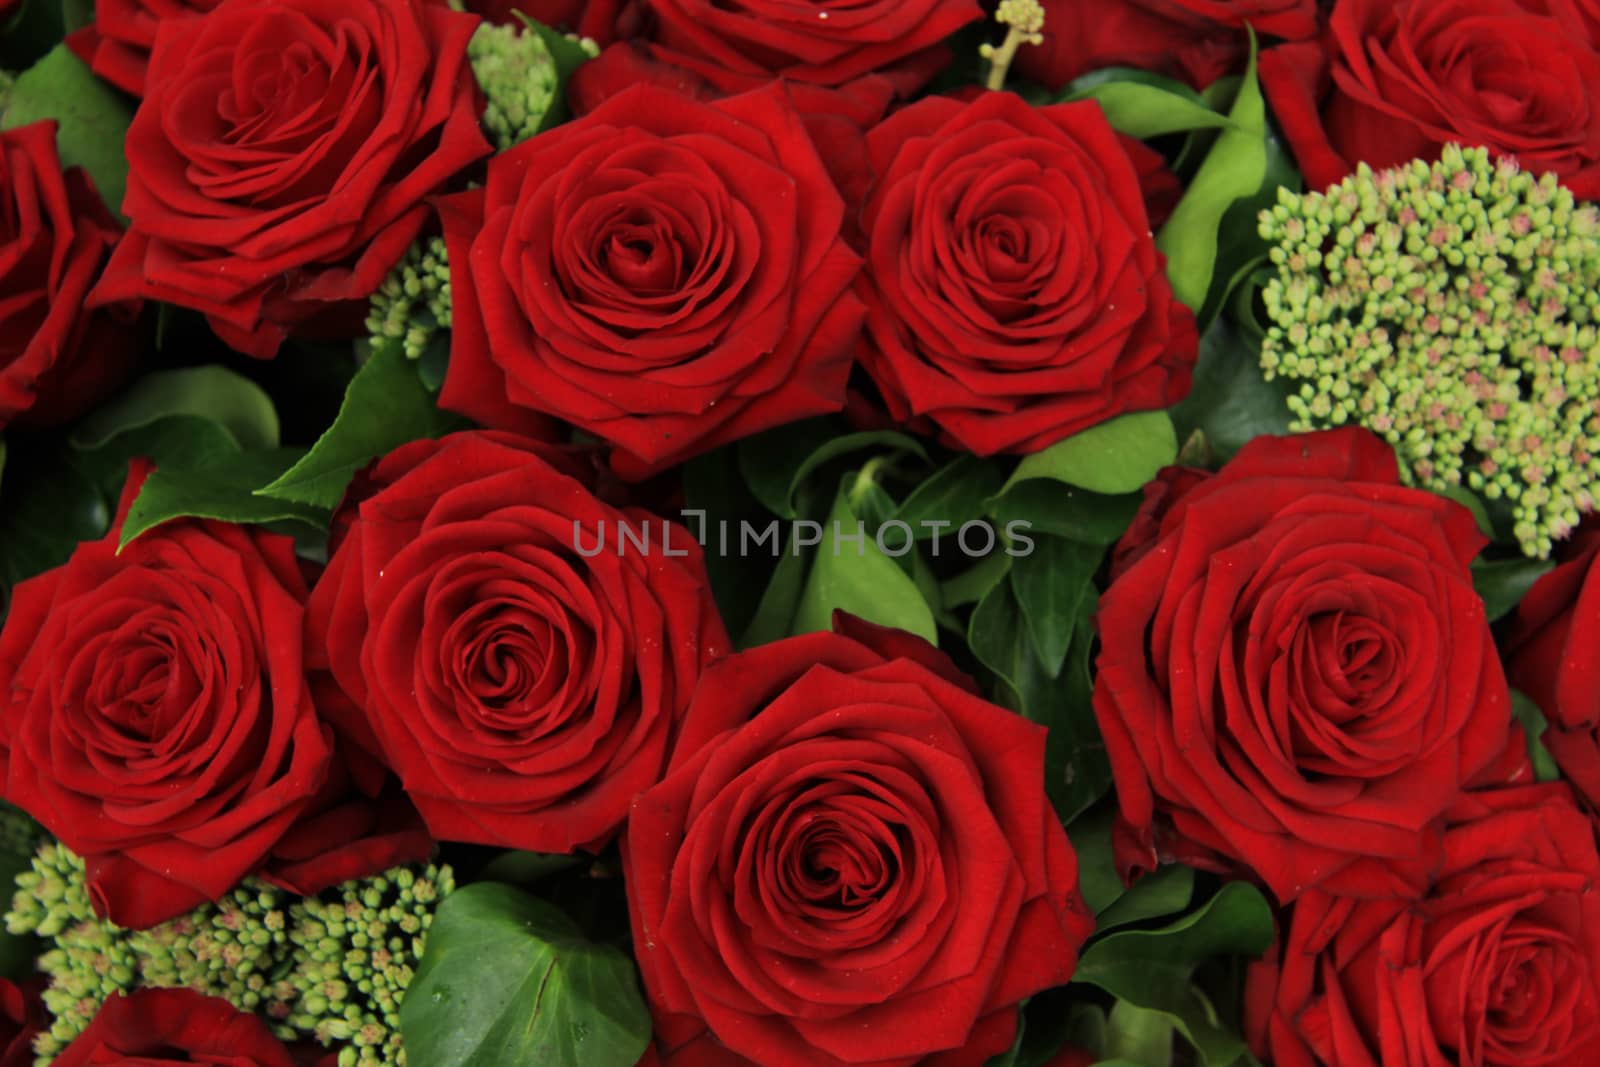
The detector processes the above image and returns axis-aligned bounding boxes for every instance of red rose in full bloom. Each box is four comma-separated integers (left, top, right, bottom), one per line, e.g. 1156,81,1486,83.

1245,783,1600,1066
1506,520,1600,732
626,615,1094,1067
1093,429,1513,903
854,92,1196,456
64,0,222,96
0,466,332,928
439,83,864,479
55,989,302,1067
0,122,134,430
1018,0,1321,91
1261,0,1600,196
307,431,728,853
90,0,491,357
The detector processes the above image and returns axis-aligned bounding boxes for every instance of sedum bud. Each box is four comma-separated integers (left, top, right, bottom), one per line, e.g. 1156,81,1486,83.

364,236,452,362
468,20,561,151
1259,144,1600,558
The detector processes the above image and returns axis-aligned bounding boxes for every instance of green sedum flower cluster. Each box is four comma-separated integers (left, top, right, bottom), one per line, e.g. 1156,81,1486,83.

366,235,452,363
468,20,572,151
1259,144,1600,558
6,842,454,1067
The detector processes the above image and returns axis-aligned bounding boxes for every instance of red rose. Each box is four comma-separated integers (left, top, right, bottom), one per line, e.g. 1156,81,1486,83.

439,83,865,479
1094,429,1513,903
1018,0,1321,91
64,0,222,96
262,776,434,896
0,978,44,1067
855,92,1196,456
56,989,300,1067
1245,783,1600,1066
1505,520,1600,731
637,0,980,96
0,122,134,431
307,431,728,852
467,0,644,46
89,0,491,357
0,465,332,928
626,614,1094,1067
1261,0,1600,197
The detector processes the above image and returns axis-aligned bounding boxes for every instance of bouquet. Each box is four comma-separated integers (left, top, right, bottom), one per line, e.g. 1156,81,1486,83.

0,0,1597,1063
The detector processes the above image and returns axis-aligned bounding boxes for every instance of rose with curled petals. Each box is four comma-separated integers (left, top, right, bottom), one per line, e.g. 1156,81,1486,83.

1093,428,1514,903
1245,784,1600,1066
55,989,303,1067
854,91,1197,456
89,0,491,357
625,615,1094,1067
307,430,728,853
0,465,331,929
439,82,865,479
65,0,224,96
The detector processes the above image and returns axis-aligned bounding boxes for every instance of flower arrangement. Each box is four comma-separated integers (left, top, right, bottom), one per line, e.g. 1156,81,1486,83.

0,0,1597,1064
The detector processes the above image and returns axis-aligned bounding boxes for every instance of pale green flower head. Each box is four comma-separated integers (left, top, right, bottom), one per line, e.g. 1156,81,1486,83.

1260,144,1600,557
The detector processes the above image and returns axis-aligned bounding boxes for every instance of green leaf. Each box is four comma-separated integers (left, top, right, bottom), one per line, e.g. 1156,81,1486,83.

988,481,1143,546
256,341,462,510
970,581,1111,822
1510,690,1563,783
1011,534,1102,676
942,551,1012,609
894,454,1005,537
1156,33,1267,311
1098,865,1197,932
0,446,111,601
739,528,809,649
401,883,650,1067
72,414,243,502
1105,1002,1175,1067
1472,556,1555,624
1069,811,1195,928
1074,883,1274,1066
120,447,326,547
0,45,134,218
71,367,279,452
476,852,585,886
1064,68,1231,139
1003,412,1177,497
792,482,938,643
1168,316,1292,462
0,847,36,980
739,424,926,519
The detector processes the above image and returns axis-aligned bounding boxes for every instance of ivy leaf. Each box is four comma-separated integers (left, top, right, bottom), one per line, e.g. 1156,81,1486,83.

1168,316,1292,463
792,482,937,643
0,45,133,218
1073,883,1274,1066
70,366,279,452
1010,534,1103,676
120,447,326,547
1472,556,1555,623
401,883,650,1067
1063,68,1231,139
1156,32,1267,312
256,341,463,510
1002,412,1177,497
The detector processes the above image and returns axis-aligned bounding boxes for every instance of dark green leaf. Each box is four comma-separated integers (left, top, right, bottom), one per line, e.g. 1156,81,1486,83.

121,447,326,547
1156,34,1266,311
894,454,1005,536
1168,316,1292,462
0,445,111,601
970,582,1111,821
1098,865,1197,932
1002,412,1177,497
401,883,650,1067
1510,690,1562,783
988,481,1143,546
1074,883,1274,1066
256,341,462,510
71,366,279,452
1472,556,1555,623
681,447,777,639
739,423,926,519
1011,535,1103,676
476,852,585,886
1104,1002,1175,1067
72,414,242,502
792,483,937,642
1,45,134,218
0,847,36,980
941,551,1012,609
60,0,92,32
739,529,810,649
